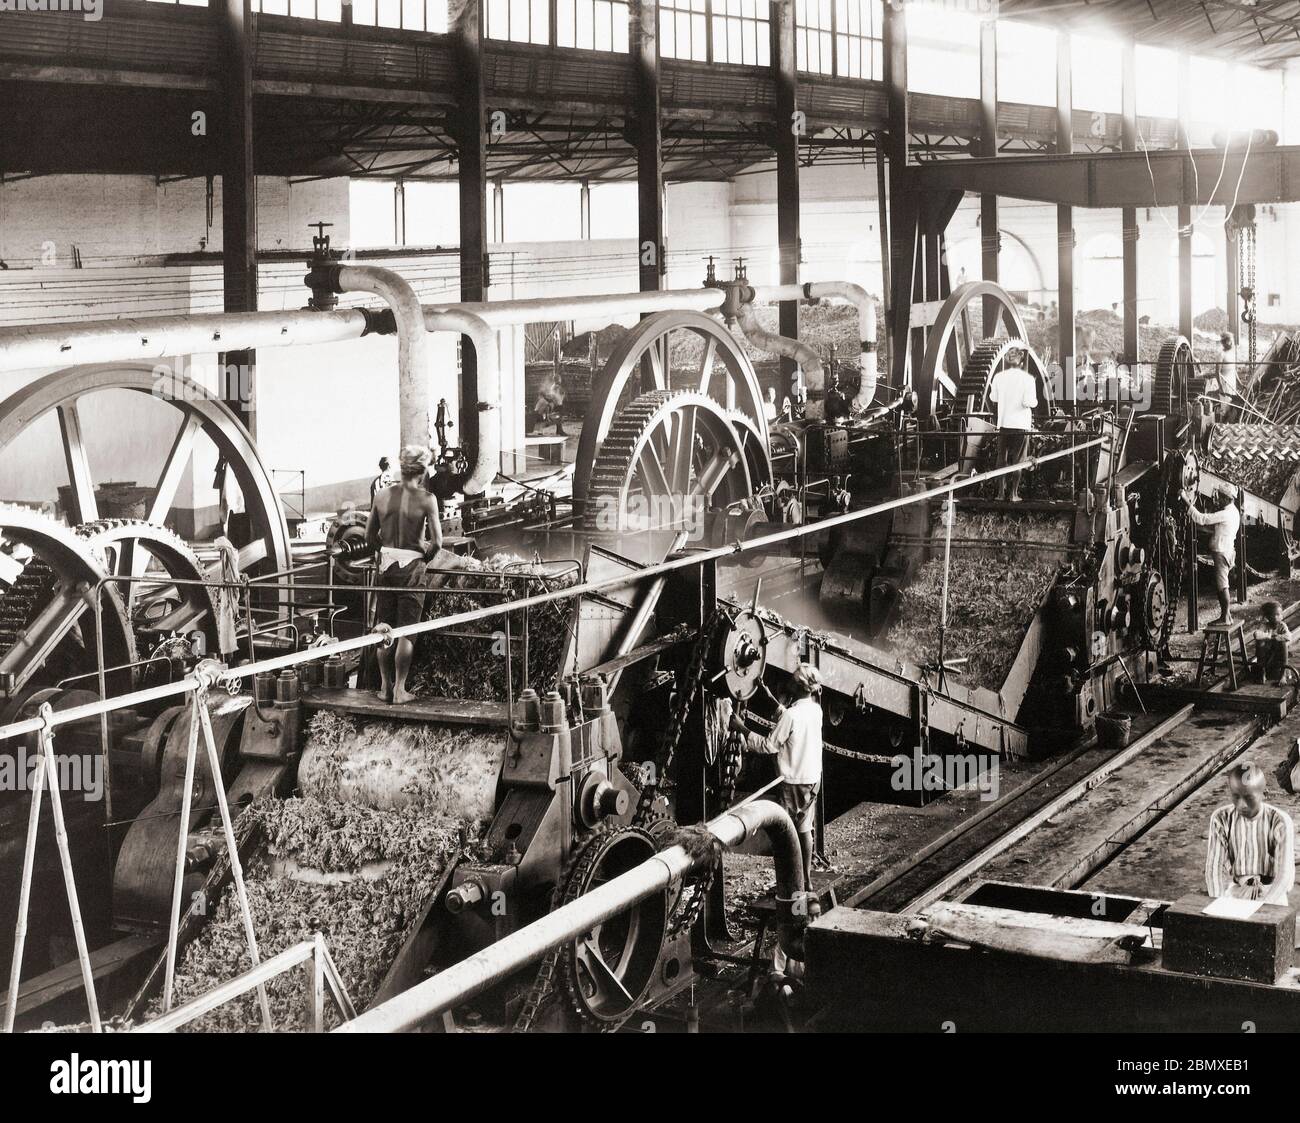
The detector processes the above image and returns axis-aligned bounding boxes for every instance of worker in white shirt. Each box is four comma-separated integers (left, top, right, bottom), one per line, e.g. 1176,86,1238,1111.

1206,760,1294,905
987,350,1037,502
1218,332,1238,416
1182,485,1241,625
733,663,824,889
763,385,779,423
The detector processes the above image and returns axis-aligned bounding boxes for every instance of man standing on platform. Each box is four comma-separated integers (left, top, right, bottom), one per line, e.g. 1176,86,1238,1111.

988,349,1037,502
366,445,442,704
1182,485,1241,626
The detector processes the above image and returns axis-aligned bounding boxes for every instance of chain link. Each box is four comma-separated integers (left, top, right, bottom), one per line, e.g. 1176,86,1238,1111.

632,609,720,826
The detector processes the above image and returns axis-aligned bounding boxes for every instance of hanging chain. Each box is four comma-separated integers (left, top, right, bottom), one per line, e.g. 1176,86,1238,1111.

632,609,720,826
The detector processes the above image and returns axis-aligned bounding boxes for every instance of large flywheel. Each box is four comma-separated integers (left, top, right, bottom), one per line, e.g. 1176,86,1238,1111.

574,311,770,510
0,362,292,580
914,282,1038,420
582,390,759,535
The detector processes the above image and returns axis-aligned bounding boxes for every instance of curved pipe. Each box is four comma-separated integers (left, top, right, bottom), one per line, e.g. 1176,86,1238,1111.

749,282,879,406
734,302,825,394
422,308,497,496
335,266,432,452
804,282,878,409
334,798,807,1033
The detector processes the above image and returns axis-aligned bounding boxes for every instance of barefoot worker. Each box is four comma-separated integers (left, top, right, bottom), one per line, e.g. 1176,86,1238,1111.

366,445,443,704
1182,485,1241,626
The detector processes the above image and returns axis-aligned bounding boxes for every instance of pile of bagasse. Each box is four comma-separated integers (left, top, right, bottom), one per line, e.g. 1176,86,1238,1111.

885,511,1071,692
153,712,500,1031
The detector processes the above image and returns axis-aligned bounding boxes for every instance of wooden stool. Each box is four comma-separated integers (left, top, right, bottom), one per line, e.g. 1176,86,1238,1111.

1196,621,1249,689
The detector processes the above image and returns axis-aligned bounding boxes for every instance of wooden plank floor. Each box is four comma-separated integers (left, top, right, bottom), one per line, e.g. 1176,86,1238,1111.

1086,707,1300,905
301,688,509,727
972,708,1267,892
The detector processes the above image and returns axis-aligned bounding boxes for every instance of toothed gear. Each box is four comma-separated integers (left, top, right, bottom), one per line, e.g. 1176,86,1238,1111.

582,389,756,534
76,519,219,653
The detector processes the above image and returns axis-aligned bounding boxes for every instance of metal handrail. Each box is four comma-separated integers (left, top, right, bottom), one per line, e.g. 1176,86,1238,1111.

0,437,1104,746
135,934,355,1033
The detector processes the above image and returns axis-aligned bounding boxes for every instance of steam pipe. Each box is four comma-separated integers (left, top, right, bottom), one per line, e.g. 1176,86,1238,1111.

333,266,432,452
421,308,498,496
0,308,374,372
0,289,728,376
749,282,879,406
424,287,726,328
334,799,807,1033
734,301,825,393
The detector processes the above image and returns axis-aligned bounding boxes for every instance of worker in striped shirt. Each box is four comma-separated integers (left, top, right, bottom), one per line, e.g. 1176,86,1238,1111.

1205,761,1295,905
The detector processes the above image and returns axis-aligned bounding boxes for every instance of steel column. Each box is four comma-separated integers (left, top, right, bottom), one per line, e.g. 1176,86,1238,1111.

883,0,912,394
773,0,801,384
1121,40,1138,367
978,17,1000,332
1177,54,1193,339
453,0,487,466
1056,32,1074,389
633,0,664,294
217,0,257,437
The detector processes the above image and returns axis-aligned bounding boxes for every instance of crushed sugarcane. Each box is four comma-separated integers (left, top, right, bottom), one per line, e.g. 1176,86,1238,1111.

884,512,1071,691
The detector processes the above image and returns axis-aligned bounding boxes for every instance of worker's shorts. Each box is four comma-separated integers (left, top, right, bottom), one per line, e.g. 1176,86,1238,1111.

1212,551,1232,592
995,429,1029,467
375,559,430,628
779,781,820,834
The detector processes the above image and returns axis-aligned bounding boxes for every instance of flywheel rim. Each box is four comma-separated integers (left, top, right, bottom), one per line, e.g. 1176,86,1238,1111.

0,362,292,580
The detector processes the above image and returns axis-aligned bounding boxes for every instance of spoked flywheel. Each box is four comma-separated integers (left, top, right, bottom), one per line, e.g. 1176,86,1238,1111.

556,823,668,1031
583,390,757,536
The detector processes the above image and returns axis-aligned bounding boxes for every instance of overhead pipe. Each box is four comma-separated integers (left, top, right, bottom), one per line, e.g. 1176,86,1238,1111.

422,308,498,496
748,282,880,407
424,287,727,328
0,307,376,373
0,287,730,376
330,265,434,453
335,798,808,1033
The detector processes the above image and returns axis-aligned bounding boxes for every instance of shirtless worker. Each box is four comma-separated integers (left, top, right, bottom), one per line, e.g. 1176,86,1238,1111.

366,445,442,704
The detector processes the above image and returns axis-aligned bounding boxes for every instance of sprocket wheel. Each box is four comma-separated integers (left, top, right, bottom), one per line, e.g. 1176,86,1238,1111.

556,822,668,1031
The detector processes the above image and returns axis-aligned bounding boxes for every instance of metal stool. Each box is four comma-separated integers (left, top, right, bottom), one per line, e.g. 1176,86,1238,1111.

1196,621,1249,690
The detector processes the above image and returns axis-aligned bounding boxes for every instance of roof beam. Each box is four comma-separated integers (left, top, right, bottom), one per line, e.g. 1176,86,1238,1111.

912,145,1300,208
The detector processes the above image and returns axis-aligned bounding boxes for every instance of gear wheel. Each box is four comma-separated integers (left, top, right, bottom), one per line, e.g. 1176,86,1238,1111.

1148,336,1203,419
555,822,668,1031
582,389,755,535
76,518,219,654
